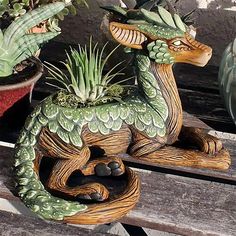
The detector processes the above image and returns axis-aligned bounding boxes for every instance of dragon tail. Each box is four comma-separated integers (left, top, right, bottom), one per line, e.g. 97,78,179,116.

14,107,140,224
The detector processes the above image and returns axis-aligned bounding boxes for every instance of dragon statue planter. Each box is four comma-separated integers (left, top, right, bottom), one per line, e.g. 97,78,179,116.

14,5,231,225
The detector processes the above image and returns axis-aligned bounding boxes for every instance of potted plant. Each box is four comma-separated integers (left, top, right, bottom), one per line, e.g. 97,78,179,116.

14,40,140,224
218,38,236,126
0,0,88,33
100,0,196,40
0,2,67,117
14,5,230,226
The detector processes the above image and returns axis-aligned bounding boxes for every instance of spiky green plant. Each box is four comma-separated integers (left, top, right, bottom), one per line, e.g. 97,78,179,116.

0,2,66,77
0,0,87,31
105,0,196,26
45,42,130,105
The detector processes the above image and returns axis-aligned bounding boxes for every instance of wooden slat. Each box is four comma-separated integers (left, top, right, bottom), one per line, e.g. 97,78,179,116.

121,134,236,183
0,210,113,236
174,64,219,92
179,88,235,132
2,132,236,187
123,168,236,236
1,149,236,235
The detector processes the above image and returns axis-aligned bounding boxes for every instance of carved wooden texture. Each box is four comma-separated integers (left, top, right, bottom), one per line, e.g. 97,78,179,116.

130,126,231,170
37,125,140,225
0,211,113,236
1,142,236,235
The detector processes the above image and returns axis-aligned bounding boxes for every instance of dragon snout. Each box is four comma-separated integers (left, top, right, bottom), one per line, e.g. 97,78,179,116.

202,45,212,58
186,43,213,67
195,42,213,66
197,46,212,67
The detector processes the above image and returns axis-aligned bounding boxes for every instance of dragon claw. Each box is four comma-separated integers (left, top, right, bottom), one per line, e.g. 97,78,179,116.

95,161,124,177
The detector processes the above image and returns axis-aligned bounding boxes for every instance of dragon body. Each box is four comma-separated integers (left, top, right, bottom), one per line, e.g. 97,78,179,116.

14,5,231,224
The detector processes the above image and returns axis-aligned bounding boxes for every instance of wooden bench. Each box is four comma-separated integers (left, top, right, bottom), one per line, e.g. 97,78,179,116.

0,44,236,235
1,112,236,235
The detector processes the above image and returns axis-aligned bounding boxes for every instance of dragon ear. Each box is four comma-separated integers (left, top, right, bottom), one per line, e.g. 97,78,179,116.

109,22,148,49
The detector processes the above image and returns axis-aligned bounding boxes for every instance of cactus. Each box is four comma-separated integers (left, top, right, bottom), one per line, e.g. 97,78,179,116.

0,0,87,31
0,2,66,77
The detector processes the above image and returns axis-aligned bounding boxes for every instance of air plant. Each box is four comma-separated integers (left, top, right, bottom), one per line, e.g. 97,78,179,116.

45,41,131,106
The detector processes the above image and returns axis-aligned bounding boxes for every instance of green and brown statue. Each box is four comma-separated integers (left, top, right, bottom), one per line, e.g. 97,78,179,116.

14,4,231,225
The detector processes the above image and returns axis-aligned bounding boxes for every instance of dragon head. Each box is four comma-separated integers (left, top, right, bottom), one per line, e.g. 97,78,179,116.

105,5,212,67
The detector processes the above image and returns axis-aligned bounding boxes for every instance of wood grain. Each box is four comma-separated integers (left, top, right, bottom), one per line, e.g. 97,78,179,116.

122,169,236,236
64,168,140,225
2,133,236,186
37,126,140,224
1,147,236,235
0,210,113,236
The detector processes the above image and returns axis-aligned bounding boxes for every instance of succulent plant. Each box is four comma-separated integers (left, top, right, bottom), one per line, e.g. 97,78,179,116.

0,2,66,77
218,38,236,125
45,41,131,106
107,0,195,26
0,0,87,31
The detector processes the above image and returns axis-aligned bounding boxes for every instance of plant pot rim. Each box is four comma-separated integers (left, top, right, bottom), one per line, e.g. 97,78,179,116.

0,58,43,91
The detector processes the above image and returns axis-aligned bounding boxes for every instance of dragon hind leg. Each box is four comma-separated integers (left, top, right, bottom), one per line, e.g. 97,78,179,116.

130,129,230,170
38,127,129,202
47,159,110,201
81,156,125,177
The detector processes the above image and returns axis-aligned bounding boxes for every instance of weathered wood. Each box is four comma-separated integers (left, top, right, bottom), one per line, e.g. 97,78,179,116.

120,134,236,182
179,88,235,133
2,132,236,187
1,156,236,235
122,169,236,236
0,210,113,236
174,64,219,92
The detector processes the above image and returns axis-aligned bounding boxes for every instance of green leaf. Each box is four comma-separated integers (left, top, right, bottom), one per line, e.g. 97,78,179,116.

48,121,59,133
173,13,186,32
98,122,110,135
58,113,74,132
157,6,177,28
101,5,127,17
5,2,65,46
112,118,123,131
96,107,110,123
140,8,163,24
14,32,60,65
135,117,145,131
88,121,99,133
145,126,157,138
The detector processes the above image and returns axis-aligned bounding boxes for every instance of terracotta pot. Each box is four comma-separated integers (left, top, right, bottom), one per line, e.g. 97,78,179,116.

0,59,43,117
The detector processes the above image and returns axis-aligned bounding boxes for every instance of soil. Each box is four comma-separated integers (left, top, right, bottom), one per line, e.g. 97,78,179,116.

52,87,137,109
0,59,37,86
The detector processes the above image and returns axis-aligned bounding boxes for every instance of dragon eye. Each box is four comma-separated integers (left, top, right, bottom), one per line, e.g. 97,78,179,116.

173,40,182,46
